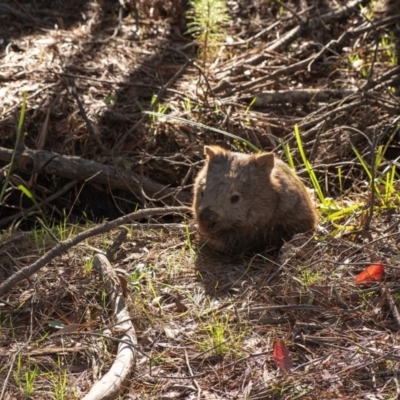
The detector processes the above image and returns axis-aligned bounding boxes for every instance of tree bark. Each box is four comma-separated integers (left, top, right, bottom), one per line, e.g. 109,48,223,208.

0,146,191,204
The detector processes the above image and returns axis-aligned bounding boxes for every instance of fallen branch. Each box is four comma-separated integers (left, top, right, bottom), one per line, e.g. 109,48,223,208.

0,206,190,296
241,89,358,105
232,0,362,67
82,254,137,400
0,146,191,205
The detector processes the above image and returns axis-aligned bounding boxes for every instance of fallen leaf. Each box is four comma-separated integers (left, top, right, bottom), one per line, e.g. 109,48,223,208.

174,298,188,312
273,340,293,373
354,262,385,284
118,275,128,297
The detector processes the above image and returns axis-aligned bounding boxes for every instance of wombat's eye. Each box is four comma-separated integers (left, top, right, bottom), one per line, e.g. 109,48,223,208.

230,194,240,204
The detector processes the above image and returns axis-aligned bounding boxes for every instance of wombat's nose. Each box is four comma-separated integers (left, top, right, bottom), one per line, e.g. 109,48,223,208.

199,207,217,224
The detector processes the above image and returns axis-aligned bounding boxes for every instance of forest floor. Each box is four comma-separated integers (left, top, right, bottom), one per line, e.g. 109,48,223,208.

1,0,400,399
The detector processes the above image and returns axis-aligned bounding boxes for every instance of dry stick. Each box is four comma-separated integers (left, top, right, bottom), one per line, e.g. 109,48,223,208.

184,350,201,400
236,28,348,98
243,0,362,66
223,27,353,97
0,146,191,204
0,353,17,400
0,83,56,121
281,0,363,52
380,284,400,330
240,89,358,106
82,254,137,400
67,78,106,152
361,65,400,91
0,206,190,297
298,98,365,139
222,54,316,96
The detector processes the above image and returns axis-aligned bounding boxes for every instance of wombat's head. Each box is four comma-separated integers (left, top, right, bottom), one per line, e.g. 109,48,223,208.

193,145,276,253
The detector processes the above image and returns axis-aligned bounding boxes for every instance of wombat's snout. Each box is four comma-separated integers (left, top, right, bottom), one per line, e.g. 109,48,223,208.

198,207,219,231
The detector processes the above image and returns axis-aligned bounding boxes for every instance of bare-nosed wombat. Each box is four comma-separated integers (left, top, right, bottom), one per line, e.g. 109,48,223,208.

192,145,319,254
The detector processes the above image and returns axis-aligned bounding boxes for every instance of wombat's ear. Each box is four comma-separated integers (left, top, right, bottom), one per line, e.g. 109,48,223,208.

204,145,226,160
254,152,275,172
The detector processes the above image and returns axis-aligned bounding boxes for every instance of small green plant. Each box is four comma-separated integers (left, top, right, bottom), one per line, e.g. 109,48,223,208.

54,210,75,241
103,92,118,105
33,225,49,254
53,359,68,400
186,0,230,65
381,32,398,65
198,313,244,357
83,257,94,275
244,98,257,126
14,356,38,398
129,263,147,292
359,2,374,21
205,323,226,356
200,316,229,356
152,95,169,116
0,93,27,204
299,269,322,287
183,97,193,113
348,53,368,77
353,145,400,208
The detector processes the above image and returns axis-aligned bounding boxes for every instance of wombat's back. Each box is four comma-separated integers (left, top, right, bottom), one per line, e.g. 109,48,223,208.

192,146,318,254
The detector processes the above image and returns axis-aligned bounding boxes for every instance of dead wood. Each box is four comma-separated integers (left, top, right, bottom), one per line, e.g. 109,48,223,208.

236,0,362,65
0,206,189,297
0,146,191,205
242,89,358,105
82,254,137,400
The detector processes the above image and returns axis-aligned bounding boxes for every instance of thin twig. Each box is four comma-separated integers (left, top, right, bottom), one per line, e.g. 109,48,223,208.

66,78,106,152
184,350,201,400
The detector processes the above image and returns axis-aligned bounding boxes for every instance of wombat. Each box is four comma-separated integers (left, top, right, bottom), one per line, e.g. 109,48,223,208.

192,145,318,254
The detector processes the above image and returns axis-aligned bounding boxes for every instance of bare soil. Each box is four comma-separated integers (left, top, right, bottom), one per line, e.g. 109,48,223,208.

1,0,400,399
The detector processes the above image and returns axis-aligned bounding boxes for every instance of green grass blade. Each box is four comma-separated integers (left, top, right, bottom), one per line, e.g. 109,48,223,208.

352,146,372,180
280,139,295,169
293,124,326,206
17,184,48,225
0,92,27,203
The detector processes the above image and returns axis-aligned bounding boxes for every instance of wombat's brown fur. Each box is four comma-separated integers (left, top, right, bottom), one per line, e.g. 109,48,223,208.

192,145,318,254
